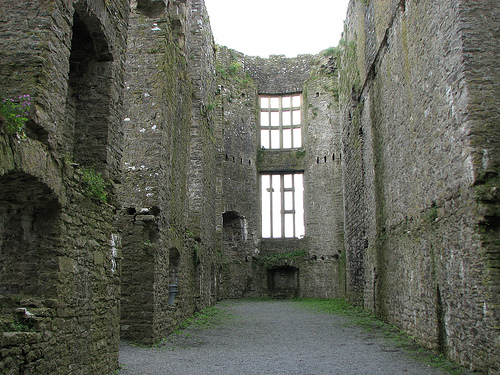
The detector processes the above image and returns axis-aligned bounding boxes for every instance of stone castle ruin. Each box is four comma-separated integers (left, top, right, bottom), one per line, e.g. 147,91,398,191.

0,0,498,373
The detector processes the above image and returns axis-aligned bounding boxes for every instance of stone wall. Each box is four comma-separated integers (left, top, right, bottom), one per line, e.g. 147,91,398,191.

118,0,192,344
184,0,222,309
118,0,223,344
214,50,346,299
302,53,345,298
0,0,128,373
340,0,499,371
251,54,345,299
215,46,260,298
1,0,498,372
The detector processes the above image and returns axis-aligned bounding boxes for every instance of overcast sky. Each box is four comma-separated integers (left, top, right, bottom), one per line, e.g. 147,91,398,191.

204,0,351,58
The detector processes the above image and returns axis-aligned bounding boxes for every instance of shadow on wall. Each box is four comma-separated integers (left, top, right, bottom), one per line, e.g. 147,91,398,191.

0,172,61,331
67,3,113,175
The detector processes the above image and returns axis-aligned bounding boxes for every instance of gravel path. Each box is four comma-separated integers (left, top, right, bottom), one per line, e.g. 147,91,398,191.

119,300,445,375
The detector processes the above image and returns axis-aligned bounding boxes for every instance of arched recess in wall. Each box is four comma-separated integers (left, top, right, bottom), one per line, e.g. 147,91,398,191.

67,3,113,174
223,211,245,256
0,172,61,326
267,266,299,299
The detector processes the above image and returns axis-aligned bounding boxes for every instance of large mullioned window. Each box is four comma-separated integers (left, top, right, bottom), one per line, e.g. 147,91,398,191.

260,94,302,149
261,173,305,239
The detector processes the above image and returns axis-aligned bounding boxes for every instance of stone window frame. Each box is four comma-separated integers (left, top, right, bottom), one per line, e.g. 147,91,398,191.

261,172,305,239
259,94,302,149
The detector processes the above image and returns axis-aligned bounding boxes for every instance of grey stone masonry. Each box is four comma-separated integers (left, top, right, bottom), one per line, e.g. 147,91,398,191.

0,0,128,373
0,0,498,372
340,0,500,372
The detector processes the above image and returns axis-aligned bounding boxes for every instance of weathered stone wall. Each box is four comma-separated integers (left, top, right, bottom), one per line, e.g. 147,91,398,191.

302,54,345,298
214,51,345,299
251,54,345,299
214,47,261,298
340,0,500,371
244,54,315,95
2,0,498,372
118,0,192,344
184,0,222,309
118,0,223,344
0,0,128,373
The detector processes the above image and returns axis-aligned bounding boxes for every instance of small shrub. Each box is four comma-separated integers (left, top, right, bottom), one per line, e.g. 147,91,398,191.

228,62,241,75
0,94,30,135
322,47,337,57
81,167,107,202
259,249,307,269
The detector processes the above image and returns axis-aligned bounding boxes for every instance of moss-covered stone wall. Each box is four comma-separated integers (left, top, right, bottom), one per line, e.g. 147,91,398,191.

118,0,223,345
184,0,222,310
0,0,128,373
2,0,498,372
340,0,500,371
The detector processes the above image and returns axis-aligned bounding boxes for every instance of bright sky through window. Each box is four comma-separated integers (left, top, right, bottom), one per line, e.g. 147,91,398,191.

260,95,302,149
204,0,350,57
262,173,305,239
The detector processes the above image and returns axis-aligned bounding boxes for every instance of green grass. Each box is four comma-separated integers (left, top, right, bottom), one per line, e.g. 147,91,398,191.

174,304,234,334
292,298,466,375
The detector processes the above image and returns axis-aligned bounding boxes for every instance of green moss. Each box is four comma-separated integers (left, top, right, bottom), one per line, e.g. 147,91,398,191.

322,47,338,57
475,170,500,202
425,205,438,224
1,320,34,332
170,304,235,337
295,150,306,159
258,249,307,269
339,35,361,103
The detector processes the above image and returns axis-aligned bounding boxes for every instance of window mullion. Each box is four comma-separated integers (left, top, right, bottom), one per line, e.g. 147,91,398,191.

269,175,273,238
291,177,296,238
279,98,283,149
280,174,285,237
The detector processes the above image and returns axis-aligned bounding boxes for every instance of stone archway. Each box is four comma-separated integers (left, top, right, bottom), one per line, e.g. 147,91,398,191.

223,211,244,255
0,171,61,328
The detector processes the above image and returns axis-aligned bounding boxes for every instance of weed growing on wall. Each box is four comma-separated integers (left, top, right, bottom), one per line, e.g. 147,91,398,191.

259,249,307,269
0,95,30,135
322,47,338,57
80,167,107,202
0,318,34,332
295,150,306,159
228,62,241,75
